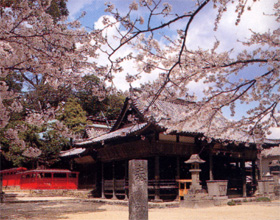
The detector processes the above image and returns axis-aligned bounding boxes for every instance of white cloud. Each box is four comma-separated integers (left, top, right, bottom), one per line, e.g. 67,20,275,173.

91,15,161,91
185,0,278,52
267,127,280,140
177,0,278,97
67,0,96,20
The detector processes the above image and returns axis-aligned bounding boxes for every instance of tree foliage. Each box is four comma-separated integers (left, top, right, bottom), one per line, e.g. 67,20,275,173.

57,98,87,136
76,74,125,119
0,0,104,167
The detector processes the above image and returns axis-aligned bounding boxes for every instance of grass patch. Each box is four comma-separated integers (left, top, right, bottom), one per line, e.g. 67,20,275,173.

227,200,236,206
256,197,271,202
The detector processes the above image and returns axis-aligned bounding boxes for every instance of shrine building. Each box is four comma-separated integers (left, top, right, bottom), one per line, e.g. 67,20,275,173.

61,97,259,201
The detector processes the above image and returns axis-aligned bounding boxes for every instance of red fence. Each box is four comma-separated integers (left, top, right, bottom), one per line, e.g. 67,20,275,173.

0,167,27,187
1,168,79,190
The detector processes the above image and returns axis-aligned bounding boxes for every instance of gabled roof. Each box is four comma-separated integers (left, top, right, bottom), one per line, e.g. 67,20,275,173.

132,97,255,143
111,98,145,131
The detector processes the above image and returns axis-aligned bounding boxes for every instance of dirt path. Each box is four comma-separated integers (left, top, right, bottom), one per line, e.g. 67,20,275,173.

62,203,280,220
1,200,280,220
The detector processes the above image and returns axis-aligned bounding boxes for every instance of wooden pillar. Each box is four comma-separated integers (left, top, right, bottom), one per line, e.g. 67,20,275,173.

241,160,247,197
0,172,3,203
252,160,256,185
70,159,74,171
259,153,263,180
112,161,117,199
176,156,180,179
209,150,214,181
101,163,105,199
176,156,180,200
124,160,128,200
154,156,161,201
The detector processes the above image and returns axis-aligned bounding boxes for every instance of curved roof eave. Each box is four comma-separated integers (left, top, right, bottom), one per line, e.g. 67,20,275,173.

75,122,151,146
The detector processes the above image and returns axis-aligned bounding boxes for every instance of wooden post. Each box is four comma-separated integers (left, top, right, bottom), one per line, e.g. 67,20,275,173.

112,161,117,199
154,156,161,201
176,156,180,200
0,173,3,203
101,163,105,199
209,150,214,181
176,156,180,179
252,160,256,185
259,154,263,180
241,160,247,197
124,160,128,200
129,160,148,220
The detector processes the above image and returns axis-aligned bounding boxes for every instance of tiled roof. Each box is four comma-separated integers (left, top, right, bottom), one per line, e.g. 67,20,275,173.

75,123,148,146
261,146,280,157
60,148,85,157
133,98,255,142
264,139,280,145
85,124,111,139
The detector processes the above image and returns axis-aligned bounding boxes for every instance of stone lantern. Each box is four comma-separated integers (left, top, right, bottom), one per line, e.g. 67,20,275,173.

182,154,229,208
185,154,205,192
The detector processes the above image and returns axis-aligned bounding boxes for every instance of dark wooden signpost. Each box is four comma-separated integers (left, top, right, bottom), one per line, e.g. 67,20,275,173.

129,159,148,220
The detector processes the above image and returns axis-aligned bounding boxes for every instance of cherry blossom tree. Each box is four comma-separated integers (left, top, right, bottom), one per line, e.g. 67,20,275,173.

0,0,106,164
95,0,279,140
1,0,279,167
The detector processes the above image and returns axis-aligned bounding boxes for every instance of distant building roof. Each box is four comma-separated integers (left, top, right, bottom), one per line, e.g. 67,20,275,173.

261,146,280,157
264,139,280,145
60,148,86,157
85,123,111,139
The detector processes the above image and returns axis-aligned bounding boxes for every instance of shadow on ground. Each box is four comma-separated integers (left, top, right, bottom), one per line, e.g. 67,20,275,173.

0,200,105,220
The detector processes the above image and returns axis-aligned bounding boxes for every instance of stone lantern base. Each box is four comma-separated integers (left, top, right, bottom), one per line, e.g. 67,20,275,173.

181,192,228,208
181,192,212,208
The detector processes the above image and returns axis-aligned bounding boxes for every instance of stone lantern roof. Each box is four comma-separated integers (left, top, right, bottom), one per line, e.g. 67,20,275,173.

184,154,205,164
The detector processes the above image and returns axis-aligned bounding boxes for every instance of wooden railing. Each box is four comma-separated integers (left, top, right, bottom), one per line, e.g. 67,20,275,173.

104,179,178,190
104,179,178,197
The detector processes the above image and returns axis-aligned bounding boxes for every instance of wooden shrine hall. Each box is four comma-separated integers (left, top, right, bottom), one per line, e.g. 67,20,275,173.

63,97,259,201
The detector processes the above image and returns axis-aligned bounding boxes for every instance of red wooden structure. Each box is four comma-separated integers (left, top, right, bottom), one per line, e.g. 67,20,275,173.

0,168,79,190
0,167,27,187
20,169,79,190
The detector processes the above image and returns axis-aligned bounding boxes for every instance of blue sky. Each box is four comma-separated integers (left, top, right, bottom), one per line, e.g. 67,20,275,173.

66,0,279,138
67,0,278,87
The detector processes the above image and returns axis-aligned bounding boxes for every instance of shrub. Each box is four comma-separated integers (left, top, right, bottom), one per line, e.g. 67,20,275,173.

227,200,236,206
256,197,271,202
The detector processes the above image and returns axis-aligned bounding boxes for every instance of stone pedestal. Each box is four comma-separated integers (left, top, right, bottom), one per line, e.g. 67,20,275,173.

272,171,280,185
213,196,228,206
207,180,228,197
189,169,202,191
181,193,213,208
272,171,280,197
258,180,274,196
129,160,148,220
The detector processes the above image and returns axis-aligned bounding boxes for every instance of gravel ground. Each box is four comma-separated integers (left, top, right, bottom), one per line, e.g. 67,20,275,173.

1,200,280,220
0,200,103,220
